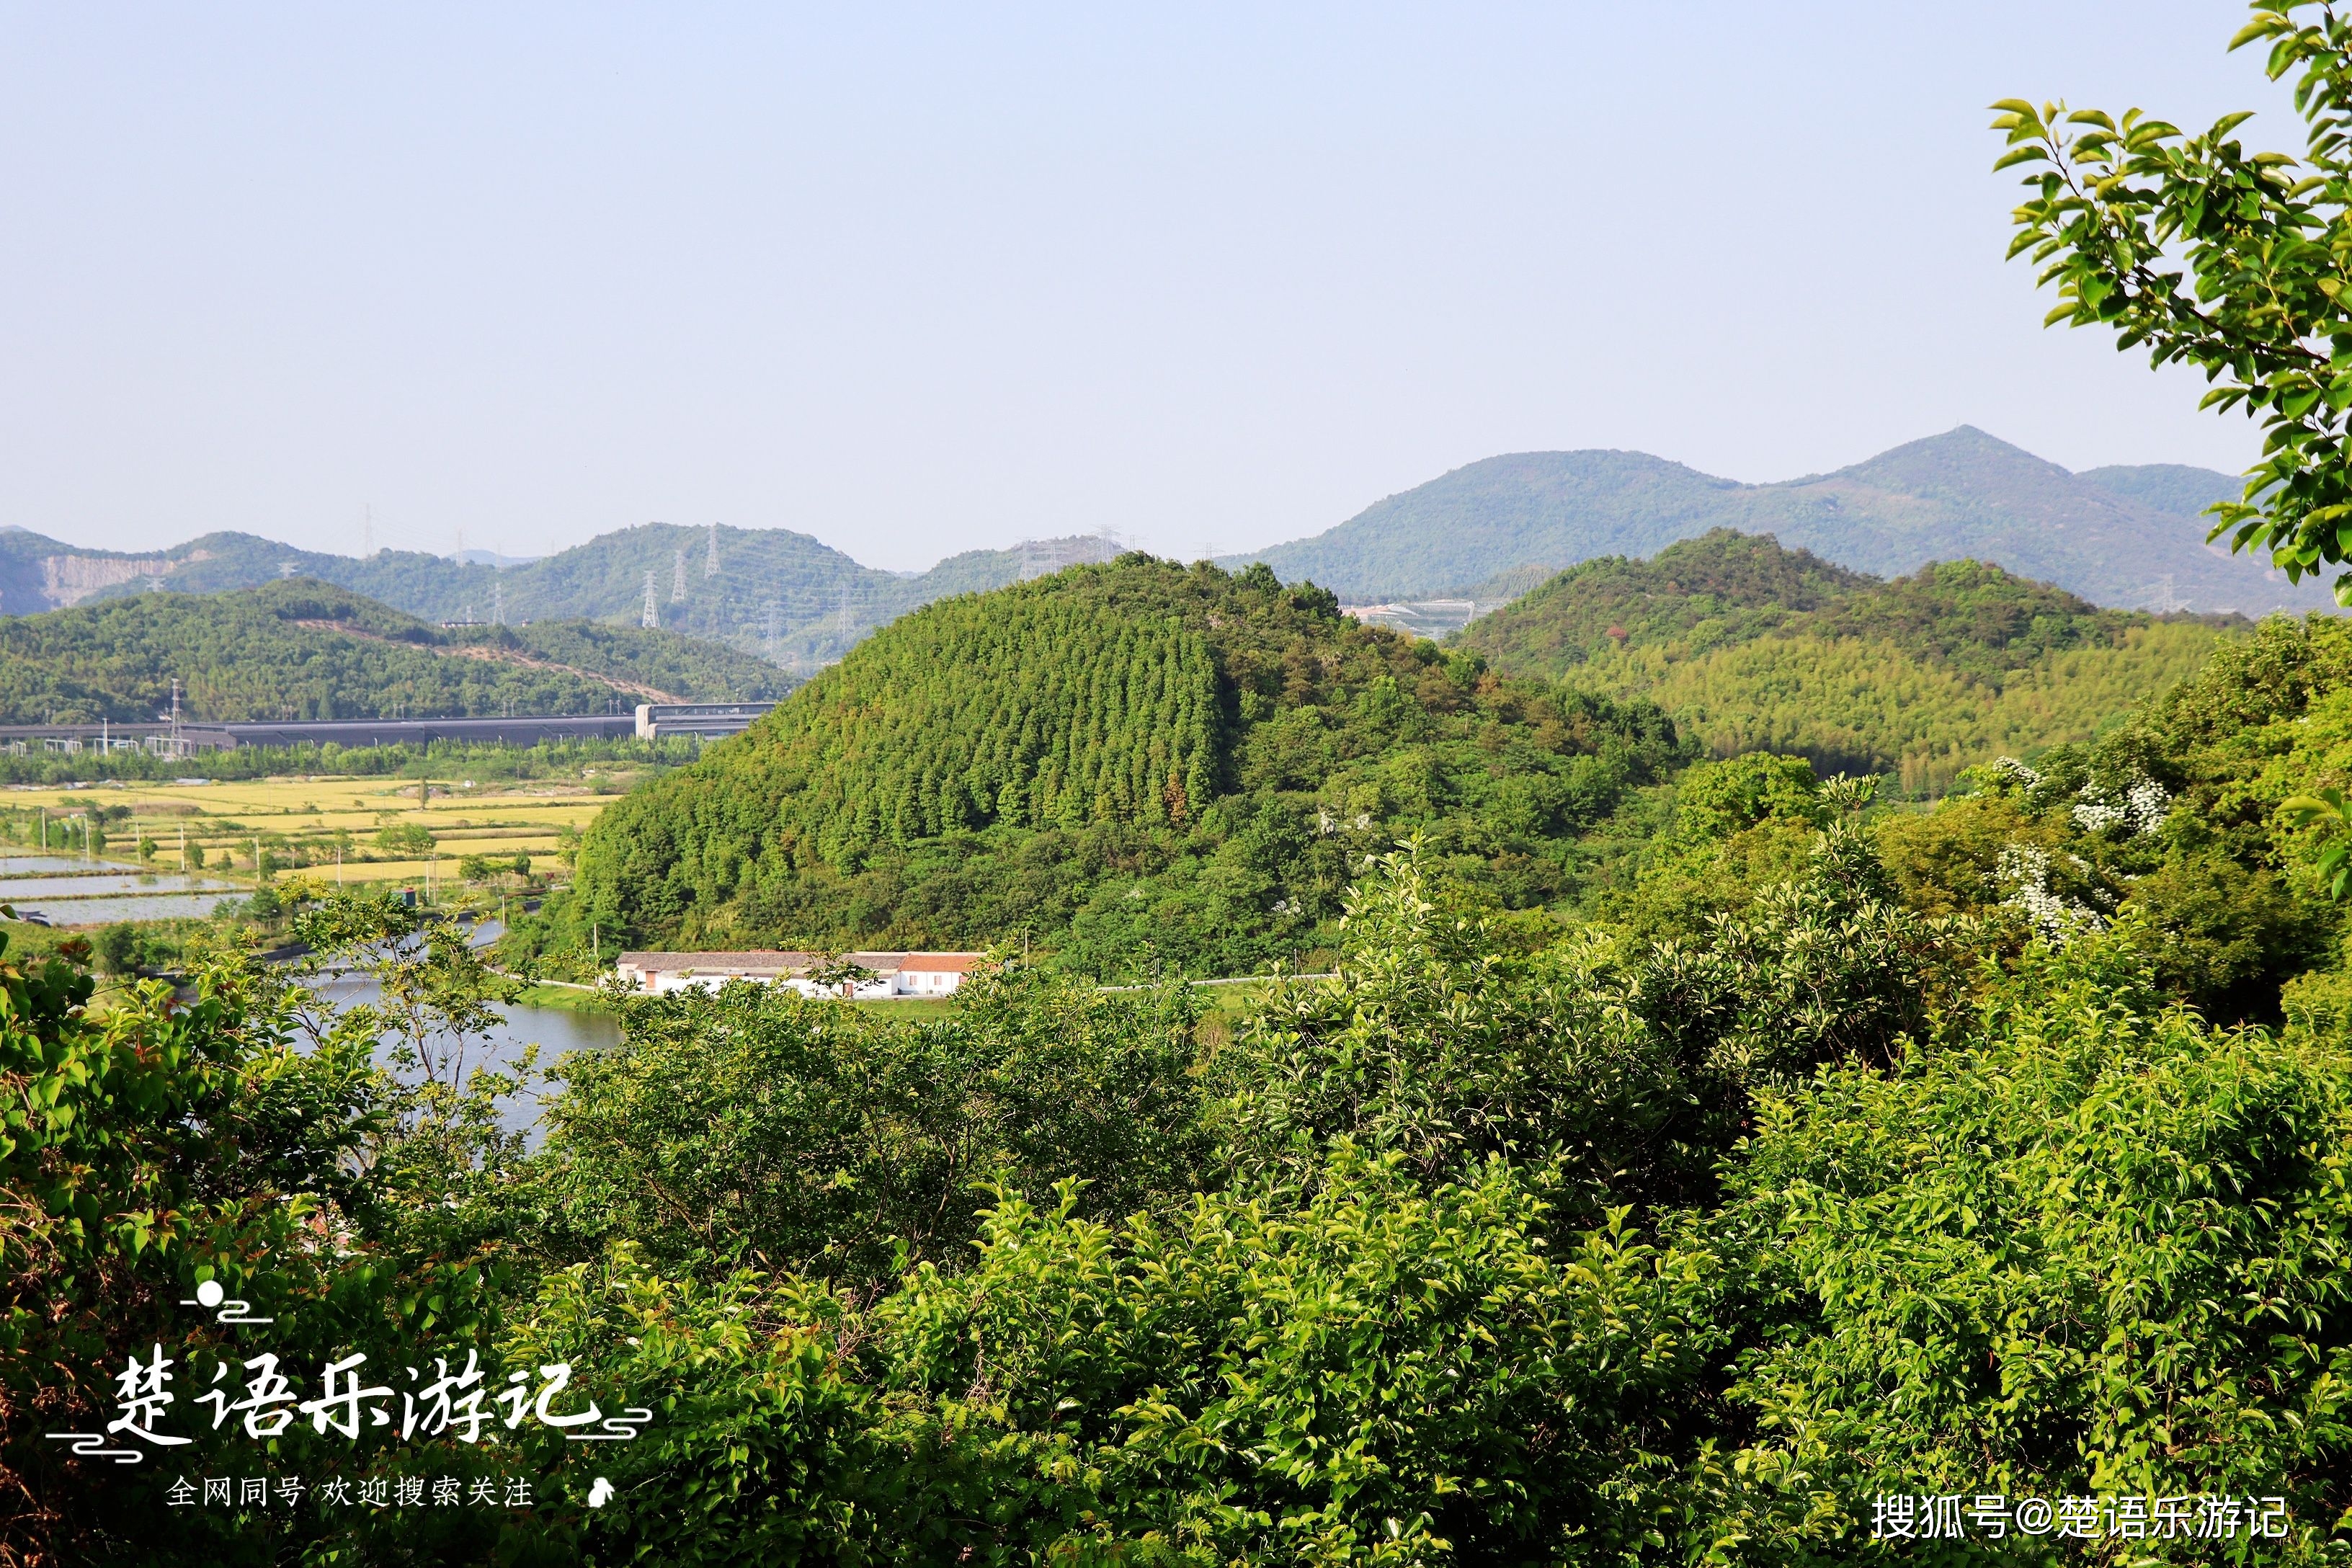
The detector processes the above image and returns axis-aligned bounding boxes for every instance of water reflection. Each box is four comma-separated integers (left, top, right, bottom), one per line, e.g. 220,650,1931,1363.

0,873,235,897
12,892,239,923
311,976,619,1144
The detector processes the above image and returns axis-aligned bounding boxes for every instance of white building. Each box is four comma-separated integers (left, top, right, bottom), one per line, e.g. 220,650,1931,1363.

614,950,986,999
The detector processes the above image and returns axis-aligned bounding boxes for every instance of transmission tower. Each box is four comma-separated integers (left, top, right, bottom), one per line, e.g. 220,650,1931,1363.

837,583,853,639
762,600,781,659
362,504,374,559
492,578,504,626
672,550,687,602
706,522,720,578
641,571,659,629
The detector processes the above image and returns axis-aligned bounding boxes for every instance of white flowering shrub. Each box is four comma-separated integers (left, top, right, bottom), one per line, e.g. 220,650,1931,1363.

1996,845,2104,942
2070,799,2128,834
2124,778,2172,835
1989,756,2042,790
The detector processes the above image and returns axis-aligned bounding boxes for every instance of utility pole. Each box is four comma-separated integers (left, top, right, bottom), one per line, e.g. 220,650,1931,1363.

641,571,659,629
672,549,687,603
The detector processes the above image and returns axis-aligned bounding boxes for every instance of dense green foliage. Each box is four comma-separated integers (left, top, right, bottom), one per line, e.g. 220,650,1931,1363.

533,968,1213,1286
1710,930,2352,1557
1458,530,2240,792
563,557,1688,976
1239,425,2330,612
18,659,2352,1560
0,579,788,723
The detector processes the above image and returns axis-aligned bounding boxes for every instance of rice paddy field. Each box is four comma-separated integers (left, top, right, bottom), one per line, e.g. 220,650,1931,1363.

0,772,615,917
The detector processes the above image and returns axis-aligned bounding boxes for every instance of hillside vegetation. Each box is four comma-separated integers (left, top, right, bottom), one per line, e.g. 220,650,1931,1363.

566,557,1687,975
1456,530,2241,793
32,608,2352,1557
1240,425,2328,613
0,579,790,723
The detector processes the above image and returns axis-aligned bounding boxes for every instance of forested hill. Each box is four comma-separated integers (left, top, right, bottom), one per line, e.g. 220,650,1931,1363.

0,579,792,723
1234,425,2329,615
568,557,1688,975
1456,529,2245,792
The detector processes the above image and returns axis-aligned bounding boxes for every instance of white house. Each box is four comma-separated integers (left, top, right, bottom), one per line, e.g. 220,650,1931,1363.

614,950,988,999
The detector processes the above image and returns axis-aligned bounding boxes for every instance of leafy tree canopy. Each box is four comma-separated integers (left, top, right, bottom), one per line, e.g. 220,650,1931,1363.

0,579,789,723
1995,1,2352,600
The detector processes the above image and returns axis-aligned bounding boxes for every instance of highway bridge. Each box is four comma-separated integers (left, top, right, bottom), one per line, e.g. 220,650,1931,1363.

0,703,776,754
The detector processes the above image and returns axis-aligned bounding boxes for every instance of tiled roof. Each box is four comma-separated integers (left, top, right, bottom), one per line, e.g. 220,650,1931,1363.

616,950,813,969
616,950,983,974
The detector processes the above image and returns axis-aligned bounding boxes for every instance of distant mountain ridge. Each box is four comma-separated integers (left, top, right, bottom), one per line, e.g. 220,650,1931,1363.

4,428,2322,657
0,524,1124,669
1234,427,2328,616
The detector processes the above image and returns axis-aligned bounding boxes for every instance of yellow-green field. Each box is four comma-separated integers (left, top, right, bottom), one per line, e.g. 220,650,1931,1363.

1,774,613,887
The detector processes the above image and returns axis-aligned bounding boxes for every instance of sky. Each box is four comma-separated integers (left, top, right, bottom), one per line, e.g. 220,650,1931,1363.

0,4,2309,571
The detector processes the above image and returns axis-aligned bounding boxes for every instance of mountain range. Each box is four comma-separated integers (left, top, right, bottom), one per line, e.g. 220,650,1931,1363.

1234,426,2329,615
3,428,2325,663
0,524,1123,669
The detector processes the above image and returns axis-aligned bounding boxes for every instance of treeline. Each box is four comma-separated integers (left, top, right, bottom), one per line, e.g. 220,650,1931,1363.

559,558,1688,976
0,579,790,724
0,734,698,788
1455,530,2244,791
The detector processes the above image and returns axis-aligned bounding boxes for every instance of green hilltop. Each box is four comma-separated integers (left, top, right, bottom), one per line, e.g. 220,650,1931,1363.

1455,529,2244,793
1238,426,2329,615
561,556,1688,976
0,579,791,723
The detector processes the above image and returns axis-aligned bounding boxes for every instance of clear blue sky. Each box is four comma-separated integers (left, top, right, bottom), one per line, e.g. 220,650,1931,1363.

0,4,2304,571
